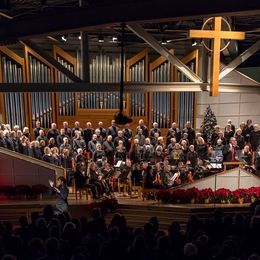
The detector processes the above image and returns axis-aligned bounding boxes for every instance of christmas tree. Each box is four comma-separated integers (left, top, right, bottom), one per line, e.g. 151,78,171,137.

202,105,217,143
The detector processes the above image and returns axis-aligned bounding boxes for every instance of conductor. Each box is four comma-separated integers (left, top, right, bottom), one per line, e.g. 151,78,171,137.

49,176,69,214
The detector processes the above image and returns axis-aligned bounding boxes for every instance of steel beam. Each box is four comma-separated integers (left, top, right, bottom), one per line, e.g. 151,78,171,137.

21,40,83,83
0,82,259,93
127,23,202,83
219,40,260,80
0,0,260,42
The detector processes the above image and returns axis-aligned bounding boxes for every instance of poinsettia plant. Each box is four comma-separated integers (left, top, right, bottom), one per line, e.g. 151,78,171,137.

247,187,260,198
198,188,214,201
15,185,32,196
214,188,232,202
156,190,172,203
32,184,49,194
184,187,199,202
233,188,248,199
171,189,185,203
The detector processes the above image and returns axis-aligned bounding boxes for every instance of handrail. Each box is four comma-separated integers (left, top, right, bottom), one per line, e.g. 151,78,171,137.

0,147,65,180
223,161,244,173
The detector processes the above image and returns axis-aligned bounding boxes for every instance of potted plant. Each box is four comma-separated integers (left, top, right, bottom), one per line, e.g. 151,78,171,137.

233,188,247,204
15,185,32,199
198,188,214,203
32,184,49,199
171,189,185,203
247,187,260,203
184,187,199,203
214,188,232,203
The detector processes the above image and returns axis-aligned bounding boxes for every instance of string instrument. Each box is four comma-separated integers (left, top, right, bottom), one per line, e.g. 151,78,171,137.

153,171,162,185
167,171,181,186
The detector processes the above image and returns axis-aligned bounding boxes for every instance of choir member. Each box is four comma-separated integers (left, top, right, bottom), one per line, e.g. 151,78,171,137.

122,123,133,152
182,121,195,145
107,120,118,140
149,122,161,144
136,119,148,138
72,121,83,137
103,135,115,165
97,121,107,140
47,123,59,144
33,120,43,139
83,122,94,148
62,121,72,138
73,130,86,154
249,124,260,152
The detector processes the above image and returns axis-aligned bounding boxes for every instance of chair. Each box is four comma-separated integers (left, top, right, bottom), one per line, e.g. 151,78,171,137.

117,179,130,195
72,178,92,200
130,184,142,198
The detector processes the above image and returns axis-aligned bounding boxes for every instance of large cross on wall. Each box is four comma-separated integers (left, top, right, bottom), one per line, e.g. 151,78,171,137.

189,17,245,96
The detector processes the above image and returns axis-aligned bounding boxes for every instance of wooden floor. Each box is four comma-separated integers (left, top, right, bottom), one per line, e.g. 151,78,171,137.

0,192,252,229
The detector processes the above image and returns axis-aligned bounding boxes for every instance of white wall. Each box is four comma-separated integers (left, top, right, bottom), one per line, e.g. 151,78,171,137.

178,168,260,191
195,67,260,129
195,92,260,129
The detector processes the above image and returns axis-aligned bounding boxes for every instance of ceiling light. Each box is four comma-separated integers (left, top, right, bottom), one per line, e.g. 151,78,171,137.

61,35,67,42
98,35,104,43
161,38,167,45
78,35,82,40
112,36,118,42
192,39,197,46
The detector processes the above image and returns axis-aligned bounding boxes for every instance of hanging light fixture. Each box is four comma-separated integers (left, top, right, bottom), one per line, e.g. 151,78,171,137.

114,23,133,125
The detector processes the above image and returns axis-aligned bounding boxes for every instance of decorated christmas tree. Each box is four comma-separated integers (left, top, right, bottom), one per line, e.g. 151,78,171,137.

202,105,217,143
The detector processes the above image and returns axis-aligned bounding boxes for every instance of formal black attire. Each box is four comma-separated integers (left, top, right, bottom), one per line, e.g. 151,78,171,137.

103,140,115,165
249,130,260,151
31,147,42,160
42,154,54,164
224,130,234,144
187,151,198,169
223,144,240,162
236,135,245,150
57,134,69,147
0,137,6,148
196,143,208,161
72,127,83,137
72,137,86,153
98,127,107,140
33,127,43,139
47,129,59,144
122,128,133,152
74,169,97,197
4,136,14,151
107,126,118,140
53,185,69,213
89,168,104,196
182,127,195,145
167,127,181,143
83,128,94,149
136,125,148,138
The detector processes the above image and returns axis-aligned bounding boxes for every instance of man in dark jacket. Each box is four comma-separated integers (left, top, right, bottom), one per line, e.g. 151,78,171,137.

74,162,98,199
250,124,260,152
49,176,69,214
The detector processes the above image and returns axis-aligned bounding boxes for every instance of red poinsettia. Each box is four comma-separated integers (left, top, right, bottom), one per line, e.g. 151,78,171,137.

214,188,232,201
171,189,186,203
156,190,171,203
233,188,248,199
184,187,199,201
198,188,214,200
247,187,260,198
32,184,49,194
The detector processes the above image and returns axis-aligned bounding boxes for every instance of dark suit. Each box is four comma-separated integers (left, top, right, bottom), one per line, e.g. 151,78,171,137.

223,144,240,162
74,169,97,197
53,185,69,213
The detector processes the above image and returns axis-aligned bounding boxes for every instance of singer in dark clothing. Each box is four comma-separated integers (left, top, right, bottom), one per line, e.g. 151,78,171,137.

74,163,98,199
49,176,69,214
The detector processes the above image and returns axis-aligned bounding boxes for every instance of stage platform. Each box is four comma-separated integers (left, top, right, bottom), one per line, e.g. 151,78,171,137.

0,193,252,230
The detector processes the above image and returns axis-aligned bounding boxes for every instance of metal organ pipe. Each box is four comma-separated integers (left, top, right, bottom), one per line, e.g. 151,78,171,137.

152,61,171,128
2,56,25,129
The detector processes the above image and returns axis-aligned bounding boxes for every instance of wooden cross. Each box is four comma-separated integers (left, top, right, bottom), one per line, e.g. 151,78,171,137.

189,17,245,96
